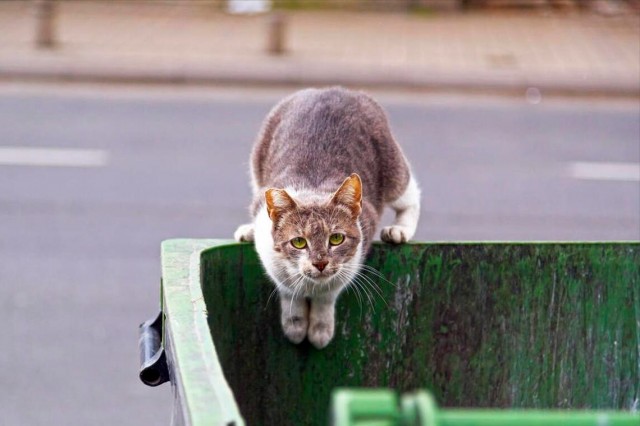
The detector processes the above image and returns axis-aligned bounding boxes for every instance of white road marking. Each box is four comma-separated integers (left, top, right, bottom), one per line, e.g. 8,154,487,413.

0,147,109,167
569,161,640,182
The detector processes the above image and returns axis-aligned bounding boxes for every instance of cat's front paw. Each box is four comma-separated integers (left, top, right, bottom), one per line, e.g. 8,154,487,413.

234,223,255,242
380,225,411,244
308,321,334,349
282,315,308,344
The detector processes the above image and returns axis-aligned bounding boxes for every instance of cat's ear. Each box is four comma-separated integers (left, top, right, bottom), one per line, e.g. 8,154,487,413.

265,188,297,223
331,173,362,218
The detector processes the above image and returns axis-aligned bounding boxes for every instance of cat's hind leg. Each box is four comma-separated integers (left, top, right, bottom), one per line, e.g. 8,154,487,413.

381,175,420,244
234,223,255,242
280,294,309,344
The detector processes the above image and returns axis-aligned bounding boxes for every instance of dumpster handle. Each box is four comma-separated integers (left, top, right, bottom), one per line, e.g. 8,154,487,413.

138,311,169,387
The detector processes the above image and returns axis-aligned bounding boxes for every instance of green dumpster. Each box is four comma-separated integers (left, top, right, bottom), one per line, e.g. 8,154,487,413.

142,239,639,425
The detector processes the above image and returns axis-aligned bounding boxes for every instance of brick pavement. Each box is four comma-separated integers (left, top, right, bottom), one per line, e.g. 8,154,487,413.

0,1,638,95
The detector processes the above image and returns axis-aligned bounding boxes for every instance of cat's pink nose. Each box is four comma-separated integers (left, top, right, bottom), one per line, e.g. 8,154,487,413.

313,260,328,272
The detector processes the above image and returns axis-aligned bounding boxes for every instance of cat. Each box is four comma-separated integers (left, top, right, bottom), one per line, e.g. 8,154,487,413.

234,87,420,349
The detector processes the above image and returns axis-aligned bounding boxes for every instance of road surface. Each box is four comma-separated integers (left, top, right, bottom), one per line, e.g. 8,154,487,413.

0,83,637,425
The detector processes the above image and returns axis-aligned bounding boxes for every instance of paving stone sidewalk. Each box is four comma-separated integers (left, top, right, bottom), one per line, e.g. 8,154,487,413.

0,1,638,95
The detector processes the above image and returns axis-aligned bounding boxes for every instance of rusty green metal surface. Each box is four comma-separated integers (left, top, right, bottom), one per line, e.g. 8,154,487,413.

162,240,639,425
201,242,639,426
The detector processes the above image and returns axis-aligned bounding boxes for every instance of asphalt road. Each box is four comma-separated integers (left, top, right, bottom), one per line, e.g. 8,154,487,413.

0,83,638,425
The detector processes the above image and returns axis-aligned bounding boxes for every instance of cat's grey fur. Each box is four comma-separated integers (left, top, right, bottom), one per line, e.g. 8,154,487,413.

235,87,420,348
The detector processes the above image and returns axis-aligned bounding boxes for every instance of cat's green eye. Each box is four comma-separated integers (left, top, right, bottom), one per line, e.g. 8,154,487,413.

329,233,345,246
290,237,307,249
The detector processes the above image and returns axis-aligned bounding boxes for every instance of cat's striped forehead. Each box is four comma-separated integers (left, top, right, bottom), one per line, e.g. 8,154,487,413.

272,203,359,248
283,206,343,236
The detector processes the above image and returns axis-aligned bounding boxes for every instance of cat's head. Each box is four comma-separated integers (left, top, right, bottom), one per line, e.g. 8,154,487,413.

265,174,363,294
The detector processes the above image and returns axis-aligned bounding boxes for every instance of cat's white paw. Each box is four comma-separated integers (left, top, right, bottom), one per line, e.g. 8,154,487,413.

380,225,411,244
308,321,334,349
282,315,308,344
234,223,255,242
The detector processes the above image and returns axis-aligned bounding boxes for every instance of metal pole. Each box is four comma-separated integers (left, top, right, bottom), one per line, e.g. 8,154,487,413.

266,13,286,56
34,0,56,49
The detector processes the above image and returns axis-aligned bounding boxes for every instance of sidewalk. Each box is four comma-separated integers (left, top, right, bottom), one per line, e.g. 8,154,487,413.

0,2,638,96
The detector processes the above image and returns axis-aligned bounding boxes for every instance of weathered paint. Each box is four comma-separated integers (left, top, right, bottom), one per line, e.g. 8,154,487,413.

163,240,639,426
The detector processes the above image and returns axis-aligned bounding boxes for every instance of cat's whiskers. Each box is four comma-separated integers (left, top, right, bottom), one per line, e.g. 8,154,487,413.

266,267,299,309
279,267,301,286
338,269,368,315
348,268,386,303
265,287,280,310
340,263,390,309
356,272,386,309
348,277,371,311
348,263,398,289
333,266,372,311
340,270,365,318
272,266,299,289
294,274,306,298
348,273,376,313
347,275,364,309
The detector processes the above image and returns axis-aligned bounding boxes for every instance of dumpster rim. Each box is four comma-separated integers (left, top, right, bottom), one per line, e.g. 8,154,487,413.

161,238,245,426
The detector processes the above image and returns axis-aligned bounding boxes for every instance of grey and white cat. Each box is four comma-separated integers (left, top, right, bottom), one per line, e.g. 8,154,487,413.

234,87,420,349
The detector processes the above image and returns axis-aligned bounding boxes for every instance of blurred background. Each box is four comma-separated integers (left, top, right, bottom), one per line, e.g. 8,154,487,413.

0,0,638,425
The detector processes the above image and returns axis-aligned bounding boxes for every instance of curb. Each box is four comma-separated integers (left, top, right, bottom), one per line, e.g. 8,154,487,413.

0,59,638,98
